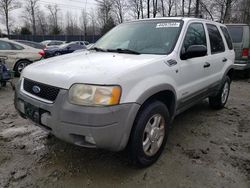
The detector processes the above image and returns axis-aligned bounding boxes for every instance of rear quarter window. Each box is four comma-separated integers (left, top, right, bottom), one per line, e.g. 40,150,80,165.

227,26,243,43
220,26,233,50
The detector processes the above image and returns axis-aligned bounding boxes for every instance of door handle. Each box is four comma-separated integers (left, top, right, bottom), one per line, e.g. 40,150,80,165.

222,58,227,62
203,62,210,68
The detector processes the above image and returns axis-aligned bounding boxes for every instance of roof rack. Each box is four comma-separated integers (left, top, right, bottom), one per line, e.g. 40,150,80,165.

169,14,204,19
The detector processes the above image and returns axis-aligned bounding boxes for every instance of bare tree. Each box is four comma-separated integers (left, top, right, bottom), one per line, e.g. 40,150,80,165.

195,0,200,17
129,0,141,19
24,0,39,35
200,1,214,20
96,0,116,34
188,0,192,16
66,12,75,35
46,4,61,35
160,0,165,16
140,0,144,18
0,0,20,36
147,0,150,18
96,0,113,25
112,0,127,23
36,9,48,35
80,10,89,38
152,0,158,17
182,0,185,16
167,0,174,16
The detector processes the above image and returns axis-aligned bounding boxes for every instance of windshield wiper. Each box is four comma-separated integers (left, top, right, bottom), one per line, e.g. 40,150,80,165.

90,47,107,52
107,48,140,55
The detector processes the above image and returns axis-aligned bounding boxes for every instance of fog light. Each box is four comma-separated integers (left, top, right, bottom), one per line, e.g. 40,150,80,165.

85,135,96,145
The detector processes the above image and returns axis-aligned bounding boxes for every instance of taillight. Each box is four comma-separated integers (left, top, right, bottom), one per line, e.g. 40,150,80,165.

242,48,249,59
39,50,45,57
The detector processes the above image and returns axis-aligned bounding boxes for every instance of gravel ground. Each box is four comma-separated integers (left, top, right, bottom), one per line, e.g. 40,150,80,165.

0,77,249,188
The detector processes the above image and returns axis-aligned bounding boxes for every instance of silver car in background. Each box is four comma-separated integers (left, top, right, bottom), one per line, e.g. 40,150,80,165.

0,38,43,76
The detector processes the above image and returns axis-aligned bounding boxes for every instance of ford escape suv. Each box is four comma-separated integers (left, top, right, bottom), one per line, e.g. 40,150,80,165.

15,17,235,167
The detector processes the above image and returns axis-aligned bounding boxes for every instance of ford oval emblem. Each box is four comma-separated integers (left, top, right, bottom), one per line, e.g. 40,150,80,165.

32,86,41,94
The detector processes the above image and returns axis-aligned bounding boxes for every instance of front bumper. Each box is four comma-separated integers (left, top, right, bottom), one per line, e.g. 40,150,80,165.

233,60,250,70
14,80,140,151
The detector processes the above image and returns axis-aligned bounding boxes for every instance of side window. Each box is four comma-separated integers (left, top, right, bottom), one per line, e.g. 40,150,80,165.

182,23,207,52
206,24,225,54
220,26,233,50
0,40,12,50
12,43,24,50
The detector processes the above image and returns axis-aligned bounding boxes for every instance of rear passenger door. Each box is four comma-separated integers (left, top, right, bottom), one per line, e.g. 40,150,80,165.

205,24,230,85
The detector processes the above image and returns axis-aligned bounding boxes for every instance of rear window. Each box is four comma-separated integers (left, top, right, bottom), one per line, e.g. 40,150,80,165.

227,26,243,43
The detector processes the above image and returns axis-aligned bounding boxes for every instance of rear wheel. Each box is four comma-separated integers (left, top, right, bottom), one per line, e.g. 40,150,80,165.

209,76,231,109
244,69,250,78
14,60,30,77
54,52,61,56
128,100,170,167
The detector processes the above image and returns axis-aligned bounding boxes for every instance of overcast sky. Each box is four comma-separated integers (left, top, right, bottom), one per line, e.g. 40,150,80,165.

0,0,97,33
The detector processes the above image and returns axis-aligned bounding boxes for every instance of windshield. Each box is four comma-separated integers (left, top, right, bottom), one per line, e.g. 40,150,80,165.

93,20,183,55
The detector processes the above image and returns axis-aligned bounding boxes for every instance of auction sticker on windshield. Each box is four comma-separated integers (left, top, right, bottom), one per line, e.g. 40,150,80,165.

156,22,180,28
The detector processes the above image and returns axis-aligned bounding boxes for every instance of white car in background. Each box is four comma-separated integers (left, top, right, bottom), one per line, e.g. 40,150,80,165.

0,38,43,76
40,40,65,47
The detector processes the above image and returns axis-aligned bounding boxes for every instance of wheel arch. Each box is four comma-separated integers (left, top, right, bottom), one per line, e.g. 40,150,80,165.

13,59,32,71
136,85,177,120
223,65,234,81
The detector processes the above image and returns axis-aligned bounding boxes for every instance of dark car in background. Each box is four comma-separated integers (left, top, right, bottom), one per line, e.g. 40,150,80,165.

15,40,46,50
44,42,87,58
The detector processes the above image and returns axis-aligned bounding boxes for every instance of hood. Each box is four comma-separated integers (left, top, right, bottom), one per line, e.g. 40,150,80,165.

22,51,161,89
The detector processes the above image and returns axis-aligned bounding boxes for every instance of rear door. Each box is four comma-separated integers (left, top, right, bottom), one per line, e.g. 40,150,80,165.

204,23,229,85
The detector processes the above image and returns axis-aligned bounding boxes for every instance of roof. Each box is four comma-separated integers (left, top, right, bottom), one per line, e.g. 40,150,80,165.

126,17,225,26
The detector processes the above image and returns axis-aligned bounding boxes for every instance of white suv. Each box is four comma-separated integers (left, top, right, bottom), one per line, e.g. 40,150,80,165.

15,17,235,167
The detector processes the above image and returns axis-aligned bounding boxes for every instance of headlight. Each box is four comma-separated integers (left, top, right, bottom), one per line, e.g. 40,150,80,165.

68,84,122,106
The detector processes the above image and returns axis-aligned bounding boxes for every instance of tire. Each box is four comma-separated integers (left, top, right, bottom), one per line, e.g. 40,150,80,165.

128,100,170,168
1,81,6,87
54,52,61,56
14,60,30,77
243,69,250,79
209,76,231,109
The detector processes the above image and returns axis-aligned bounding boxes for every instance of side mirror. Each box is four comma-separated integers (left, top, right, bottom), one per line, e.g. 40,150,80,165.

181,45,207,60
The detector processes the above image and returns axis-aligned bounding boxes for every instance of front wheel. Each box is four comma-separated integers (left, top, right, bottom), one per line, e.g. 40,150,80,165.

209,76,231,109
14,60,30,77
128,100,170,167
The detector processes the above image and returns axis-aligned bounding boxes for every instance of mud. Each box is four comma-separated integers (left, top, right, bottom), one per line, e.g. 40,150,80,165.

0,77,249,188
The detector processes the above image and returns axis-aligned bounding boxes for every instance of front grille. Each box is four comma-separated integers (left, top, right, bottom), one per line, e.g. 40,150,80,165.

23,79,60,102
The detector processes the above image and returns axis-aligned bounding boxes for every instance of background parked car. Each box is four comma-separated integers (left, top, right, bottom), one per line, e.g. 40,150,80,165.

71,41,89,46
226,24,250,78
40,40,65,47
0,38,43,76
15,40,46,50
44,42,87,58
